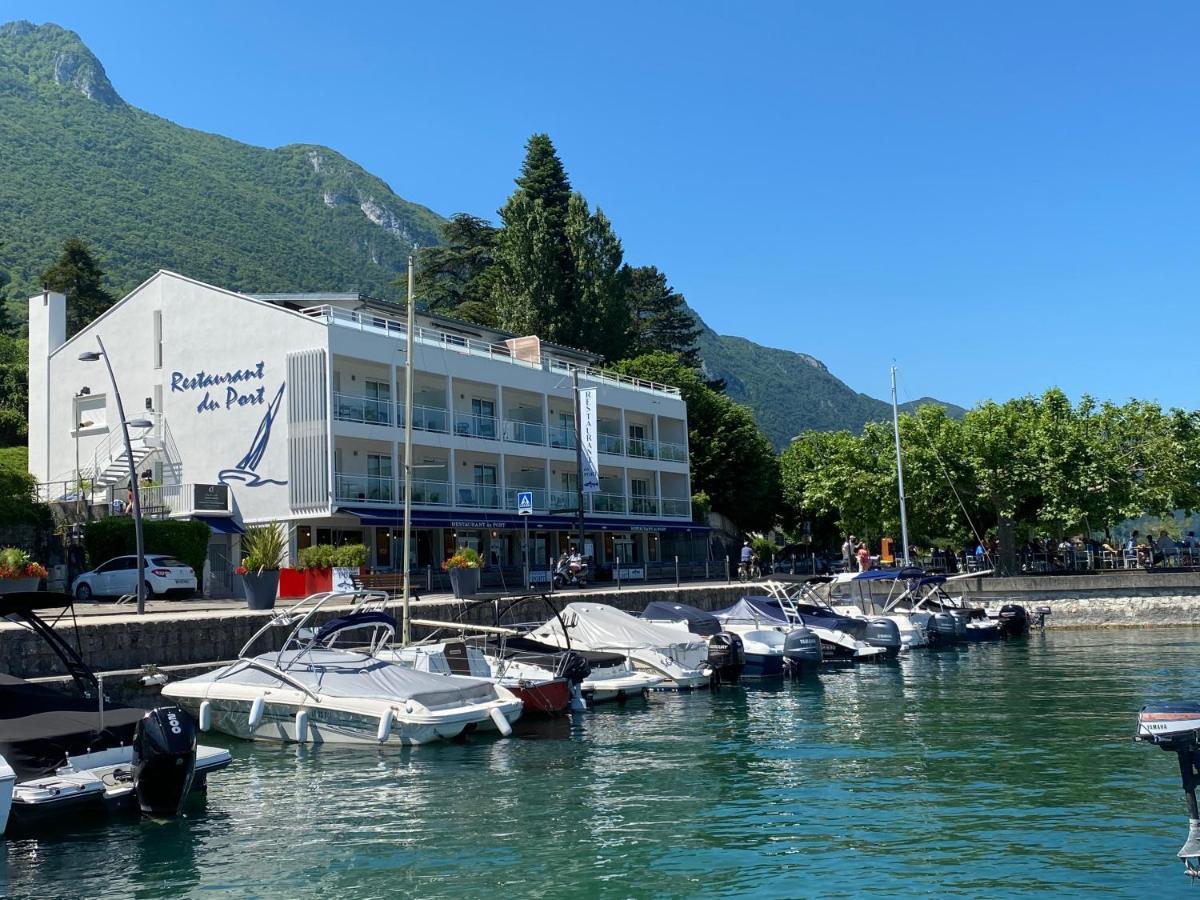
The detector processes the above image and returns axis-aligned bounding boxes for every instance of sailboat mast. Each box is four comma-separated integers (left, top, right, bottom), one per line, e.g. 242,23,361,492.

891,365,911,567
401,256,416,645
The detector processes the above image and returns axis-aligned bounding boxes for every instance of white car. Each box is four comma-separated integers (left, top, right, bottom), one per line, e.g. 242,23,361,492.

72,554,198,602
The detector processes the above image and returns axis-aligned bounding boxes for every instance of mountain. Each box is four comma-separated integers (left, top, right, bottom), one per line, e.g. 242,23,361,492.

0,21,442,302
0,20,960,449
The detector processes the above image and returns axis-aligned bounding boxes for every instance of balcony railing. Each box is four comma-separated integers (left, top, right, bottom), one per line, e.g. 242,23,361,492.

658,441,688,463
591,492,626,514
661,497,691,518
402,404,450,434
333,392,393,426
630,495,660,516
598,433,624,456
504,486,547,510
548,425,577,450
455,483,502,509
627,438,657,460
405,478,452,505
549,489,578,512
503,420,546,446
335,472,395,503
454,412,499,440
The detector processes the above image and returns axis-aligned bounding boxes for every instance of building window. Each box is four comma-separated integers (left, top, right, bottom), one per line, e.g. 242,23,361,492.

631,478,649,497
153,310,162,369
297,526,313,551
74,394,108,432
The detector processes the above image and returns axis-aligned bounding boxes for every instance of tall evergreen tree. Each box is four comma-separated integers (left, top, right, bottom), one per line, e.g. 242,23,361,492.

625,265,702,366
40,238,114,337
566,193,629,359
512,134,572,227
415,214,500,326
493,194,562,337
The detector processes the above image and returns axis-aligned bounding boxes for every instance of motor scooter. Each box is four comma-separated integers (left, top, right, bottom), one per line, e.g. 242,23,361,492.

553,555,589,588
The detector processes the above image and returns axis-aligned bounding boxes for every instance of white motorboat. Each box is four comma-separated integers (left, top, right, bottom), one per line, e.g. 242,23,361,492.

527,602,713,690
1,592,231,834
715,596,886,663
495,636,666,704
162,593,523,745
814,573,934,650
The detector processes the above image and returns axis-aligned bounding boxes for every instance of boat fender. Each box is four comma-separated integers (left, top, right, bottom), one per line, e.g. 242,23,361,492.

295,710,309,743
489,705,513,737
405,700,415,715
248,696,265,729
569,682,588,712
377,710,393,743
198,700,212,732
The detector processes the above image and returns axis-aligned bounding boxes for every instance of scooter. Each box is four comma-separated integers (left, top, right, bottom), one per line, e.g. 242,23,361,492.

553,556,589,588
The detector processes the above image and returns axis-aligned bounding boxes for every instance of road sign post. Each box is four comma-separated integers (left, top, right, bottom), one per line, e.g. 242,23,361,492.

517,491,533,587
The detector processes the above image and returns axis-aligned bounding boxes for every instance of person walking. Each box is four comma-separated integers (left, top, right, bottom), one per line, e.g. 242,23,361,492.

857,542,871,572
842,535,856,573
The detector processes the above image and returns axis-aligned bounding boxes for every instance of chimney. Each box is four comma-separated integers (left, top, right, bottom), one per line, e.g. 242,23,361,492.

27,291,66,483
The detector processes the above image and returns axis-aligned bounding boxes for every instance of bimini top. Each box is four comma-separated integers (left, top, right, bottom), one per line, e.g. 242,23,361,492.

641,601,722,637
712,597,789,627
851,568,927,582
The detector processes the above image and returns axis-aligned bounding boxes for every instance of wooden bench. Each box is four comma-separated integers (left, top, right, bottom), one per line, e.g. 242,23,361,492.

351,573,421,600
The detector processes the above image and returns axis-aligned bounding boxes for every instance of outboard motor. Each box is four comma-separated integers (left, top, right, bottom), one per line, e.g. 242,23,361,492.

131,706,197,818
863,618,901,659
997,604,1030,638
946,610,970,641
783,626,822,674
555,649,592,686
927,612,960,647
1136,702,1200,877
707,632,745,685
1033,605,1051,629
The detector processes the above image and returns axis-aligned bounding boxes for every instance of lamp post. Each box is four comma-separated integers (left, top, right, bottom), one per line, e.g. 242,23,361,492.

79,336,153,614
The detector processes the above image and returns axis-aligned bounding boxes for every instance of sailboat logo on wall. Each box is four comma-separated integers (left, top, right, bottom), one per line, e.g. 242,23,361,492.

218,383,288,488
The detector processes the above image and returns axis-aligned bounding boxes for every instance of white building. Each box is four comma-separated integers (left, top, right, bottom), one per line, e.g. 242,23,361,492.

28,271,706,595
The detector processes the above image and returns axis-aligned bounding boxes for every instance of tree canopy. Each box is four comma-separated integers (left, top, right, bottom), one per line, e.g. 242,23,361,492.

40,237,114,336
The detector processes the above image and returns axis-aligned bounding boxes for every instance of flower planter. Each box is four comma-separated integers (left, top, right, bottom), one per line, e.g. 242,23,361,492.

304,567,333,595
278,567,306,599
448,567,480,599
0,576,39,595
240,570,280,610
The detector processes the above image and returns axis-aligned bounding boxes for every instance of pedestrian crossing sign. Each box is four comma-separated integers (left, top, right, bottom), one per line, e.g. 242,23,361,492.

517,491,533,515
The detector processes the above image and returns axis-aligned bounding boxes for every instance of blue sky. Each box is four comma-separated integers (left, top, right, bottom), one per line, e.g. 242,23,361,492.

8,2,1199,409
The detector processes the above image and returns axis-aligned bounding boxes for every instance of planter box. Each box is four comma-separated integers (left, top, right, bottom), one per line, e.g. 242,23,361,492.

0,577,40,595
304,567,333,595
239,570,280,610
278,568,306,599
448,567,480,599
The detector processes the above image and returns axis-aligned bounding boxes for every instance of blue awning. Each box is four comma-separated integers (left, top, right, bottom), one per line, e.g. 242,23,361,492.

336,506,709,534
195,515,243,534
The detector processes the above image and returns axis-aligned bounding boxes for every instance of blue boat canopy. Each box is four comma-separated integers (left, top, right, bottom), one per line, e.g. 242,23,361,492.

313,611,397,644
852,567,926,581
641,601,722,637
712,597,789,626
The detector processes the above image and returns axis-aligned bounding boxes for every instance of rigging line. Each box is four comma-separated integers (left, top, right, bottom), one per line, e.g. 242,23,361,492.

894,372,989,553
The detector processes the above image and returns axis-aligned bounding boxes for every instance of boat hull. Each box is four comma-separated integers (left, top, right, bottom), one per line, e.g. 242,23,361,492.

742,652,785,678
508,678,571,716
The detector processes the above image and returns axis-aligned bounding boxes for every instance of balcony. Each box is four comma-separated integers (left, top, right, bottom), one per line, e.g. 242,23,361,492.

548,424,577,450
630,495,660,516
549,489,577,512
659,441,687,463
504,486,547,510
661,497,691,518
591,492,626,514
335,472,395,503
503,420,546,447
455,483,502,509
334,392,393,426
598,433,624,456
454,412,499,441
627,438,657,460
405,478,452,505
402,404,450,434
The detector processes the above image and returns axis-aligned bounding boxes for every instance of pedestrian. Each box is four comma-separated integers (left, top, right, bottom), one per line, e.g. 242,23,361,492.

842,534,856,573
857,542,871,572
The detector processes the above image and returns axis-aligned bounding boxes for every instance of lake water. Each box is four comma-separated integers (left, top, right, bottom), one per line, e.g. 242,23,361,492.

3,629,1198,898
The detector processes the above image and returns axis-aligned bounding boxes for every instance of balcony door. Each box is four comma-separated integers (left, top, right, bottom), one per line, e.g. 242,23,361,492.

472,397,496,438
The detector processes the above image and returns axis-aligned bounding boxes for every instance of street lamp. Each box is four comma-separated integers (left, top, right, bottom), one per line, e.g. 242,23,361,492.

80,337,153,614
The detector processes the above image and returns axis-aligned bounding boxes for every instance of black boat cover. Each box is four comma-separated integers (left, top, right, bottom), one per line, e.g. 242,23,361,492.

0,674,144,780
641,601,722,637
505,635,628,668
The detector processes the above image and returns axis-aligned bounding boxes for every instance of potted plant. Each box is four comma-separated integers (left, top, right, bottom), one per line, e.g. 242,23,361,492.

237,523,287,610
0,548,48,594
443,548,482,599
297,544,336,595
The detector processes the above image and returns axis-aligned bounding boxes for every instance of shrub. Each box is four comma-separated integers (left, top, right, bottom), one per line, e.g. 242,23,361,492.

297,544,335,571
333,544,367,568
83,518,210,574
442,547,482,571
241,523,287,573
751,536,775,564
0,546,47,579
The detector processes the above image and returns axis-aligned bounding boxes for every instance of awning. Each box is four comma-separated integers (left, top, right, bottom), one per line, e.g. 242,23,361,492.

335,506,709,534
195,515,243,535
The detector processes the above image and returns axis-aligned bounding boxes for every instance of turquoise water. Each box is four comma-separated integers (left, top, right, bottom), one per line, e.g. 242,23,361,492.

3,629,1199,898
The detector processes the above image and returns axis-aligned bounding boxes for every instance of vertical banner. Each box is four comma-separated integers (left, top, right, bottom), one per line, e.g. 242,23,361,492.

579,387,600,494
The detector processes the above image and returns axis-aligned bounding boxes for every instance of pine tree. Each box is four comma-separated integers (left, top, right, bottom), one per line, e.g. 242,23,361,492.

513,134,572,227
415,214,500,326
625,265,702,366
493,194,561,337
40,238,115,337
566,193,629,359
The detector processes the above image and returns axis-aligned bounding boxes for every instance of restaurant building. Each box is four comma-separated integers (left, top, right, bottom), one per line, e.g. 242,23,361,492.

28,271,707,595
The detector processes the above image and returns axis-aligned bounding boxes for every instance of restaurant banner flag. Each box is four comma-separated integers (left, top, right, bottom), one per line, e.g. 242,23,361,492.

580,387,600,494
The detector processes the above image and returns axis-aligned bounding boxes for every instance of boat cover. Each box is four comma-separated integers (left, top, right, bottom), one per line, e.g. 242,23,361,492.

504,636,629,669
641,601,722,637
180,650,501,710
529,603,708,658
850,568,926,581
712,597,790,626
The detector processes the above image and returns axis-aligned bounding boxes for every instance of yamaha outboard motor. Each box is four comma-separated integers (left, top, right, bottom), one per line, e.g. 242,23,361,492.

946,610,970,641
927,612,960,647
997,604,1030,638
783,626,822,674
863,618,901,659
707,632,745,685
1136,702,1200,877
131,706,197,817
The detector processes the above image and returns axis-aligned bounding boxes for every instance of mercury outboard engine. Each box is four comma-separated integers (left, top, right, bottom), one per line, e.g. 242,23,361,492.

863,619,901,659
945,610,970,641
1136,702,1200,876
996,604,1030,638
707,632,745,685
783,626,822,674
555,649,592,686
927,612,961,647
131,706,197,818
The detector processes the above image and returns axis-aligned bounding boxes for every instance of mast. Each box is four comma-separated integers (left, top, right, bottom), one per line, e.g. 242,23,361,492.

401,256,416,645
891,365,911,567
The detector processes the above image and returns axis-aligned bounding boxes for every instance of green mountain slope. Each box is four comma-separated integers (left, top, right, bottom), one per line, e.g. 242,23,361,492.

0,21,442,301
0,20,960,449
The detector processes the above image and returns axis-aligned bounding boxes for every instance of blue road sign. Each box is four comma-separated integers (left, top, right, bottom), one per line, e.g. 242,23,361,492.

517,491,534,515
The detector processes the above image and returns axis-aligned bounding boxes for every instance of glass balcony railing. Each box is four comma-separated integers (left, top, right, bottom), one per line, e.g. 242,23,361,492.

404,478,452,506
630,495,660,516
591,492,626,514
504,487,547,510
598,433,623,456
627,438,657,460
335,472,395,503
456,483,502,508
400,404,450,434
548,425,577,450
503,420,546,446
333,392,393,426
661,497,691,518
454,412,499,440
658,441,688,462
548,489,578,512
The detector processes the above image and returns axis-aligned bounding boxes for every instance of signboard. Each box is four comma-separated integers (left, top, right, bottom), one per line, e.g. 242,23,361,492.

332,567,358,592
579,387,600,494
616,566,645,579
192,483,229,513
529,570,552,584
517,491,534,516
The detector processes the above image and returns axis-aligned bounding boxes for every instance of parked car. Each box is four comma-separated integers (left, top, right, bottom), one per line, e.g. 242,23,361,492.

72,554,197,602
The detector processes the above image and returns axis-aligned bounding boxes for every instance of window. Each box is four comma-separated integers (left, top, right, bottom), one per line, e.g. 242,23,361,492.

365,379,390,400
153,311,162,369
474,464,497,485
74,394,108,432
561,472,578,492
367,454,392,477
631,478,649,497
628,423,645,442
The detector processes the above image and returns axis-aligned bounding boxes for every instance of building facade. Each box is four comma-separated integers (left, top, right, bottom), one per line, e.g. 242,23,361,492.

28,271,706,595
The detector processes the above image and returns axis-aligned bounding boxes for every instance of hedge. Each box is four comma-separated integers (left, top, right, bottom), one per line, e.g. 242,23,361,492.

83,518,211,575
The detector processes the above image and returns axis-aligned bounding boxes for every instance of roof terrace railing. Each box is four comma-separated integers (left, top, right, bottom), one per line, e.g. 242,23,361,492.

301,304,682,398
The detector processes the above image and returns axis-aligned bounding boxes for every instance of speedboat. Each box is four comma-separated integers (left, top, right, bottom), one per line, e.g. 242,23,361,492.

641,600,766,681
710,598,825,672
527,602,713,690
808,572,942,650
162,593,523,744
717,596,886,664
767,581,902,658
0,592,231,834
499,636,665,704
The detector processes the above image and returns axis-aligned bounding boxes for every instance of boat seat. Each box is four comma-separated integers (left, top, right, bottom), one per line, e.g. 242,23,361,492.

441,641,475,677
